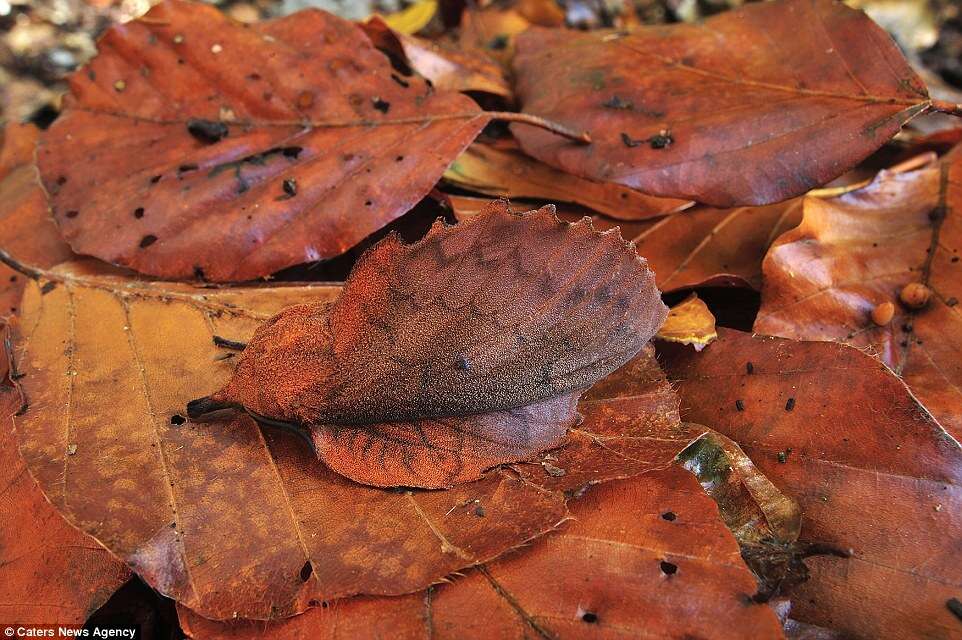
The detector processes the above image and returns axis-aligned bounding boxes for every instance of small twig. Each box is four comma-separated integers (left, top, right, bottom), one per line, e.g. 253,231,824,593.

485,111,592,145
930,99,962,117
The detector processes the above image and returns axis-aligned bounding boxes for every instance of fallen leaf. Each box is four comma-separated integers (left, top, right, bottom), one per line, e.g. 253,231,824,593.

459,5,533,68
178,465,784,639
0,383,130,624
680,429,819,603
634,200,804,292
511,0,932,206
659,328,962,639
655,293,718,351
361,18,511,98
755,148,962,440
5,250,690,619
378,0,438,35
194,201,668,488
443,142,690,220
37,0,488,281
0,123,74,319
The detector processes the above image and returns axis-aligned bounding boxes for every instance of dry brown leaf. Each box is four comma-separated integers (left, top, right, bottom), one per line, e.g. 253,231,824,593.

0,383,130,624
0,123,74,320
655,293,717,351
37,0,489,281
511,0,932,206
5,255,691,620
178,465,784,639
660,328,962,639
443,142,690,221
361,17,511,98
755,148,962,440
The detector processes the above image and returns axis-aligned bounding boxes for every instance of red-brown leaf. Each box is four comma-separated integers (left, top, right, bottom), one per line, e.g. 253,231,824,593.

660,328,962,639
177,466,785,640
0,383,130,624
755,150,962,440
204,201,669,488
511,0,930,206
37,0,487,281
8,255,688,620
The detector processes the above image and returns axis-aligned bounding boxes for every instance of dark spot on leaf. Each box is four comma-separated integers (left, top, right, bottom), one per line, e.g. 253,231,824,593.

785,397,796,412
746,361,754,374
660,560,678,575
455,356,471,371
649,132,673,149
603,95,633,110
187,118,229,144
661,511,676,521
735,399,745,412
170,414,186,426
580,611,598,623
283,178,297,197
621,132,642,148
487,34,509,50
390,73,409,88
300,561,313,582
947,598,962,622
40,281,57,295
178,163,199,175
149,174,162,184
372,97,391,113
365,200,373,207
134,207,145,219
65,210,79,219
140,234,158,249
282,146,303,159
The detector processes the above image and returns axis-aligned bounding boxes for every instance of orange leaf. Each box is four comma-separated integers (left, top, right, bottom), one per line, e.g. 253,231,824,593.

655,293,718,351
177,466,784,639
660,328,962,639
511,0,930,206
0,382,130,624
444,141,691,221
37,0,488,281
755,149,962,440
5,251,689,620
361,17,511,98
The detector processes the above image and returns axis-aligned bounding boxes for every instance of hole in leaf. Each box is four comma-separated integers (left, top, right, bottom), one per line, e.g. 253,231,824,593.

660,560,678,575
661,511,676,521
581,611,598,623
170,414,186,426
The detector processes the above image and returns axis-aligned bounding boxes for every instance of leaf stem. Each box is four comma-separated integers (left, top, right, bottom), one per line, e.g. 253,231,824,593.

485,112,592,144
0,248,44,281
930,99,962,117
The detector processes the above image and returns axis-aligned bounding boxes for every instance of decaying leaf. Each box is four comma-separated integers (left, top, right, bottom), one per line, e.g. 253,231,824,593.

361,17,511,98
655,293,717,351
38,0,489,281
459,4,534,68
0,123,74,319
443,142,690,221
680,429,821,603
178,466,784,640
660,328,962,639
194,201,669,488
5,248,689,619
755,148,962,441
0,384,130,624
512,0,931,206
